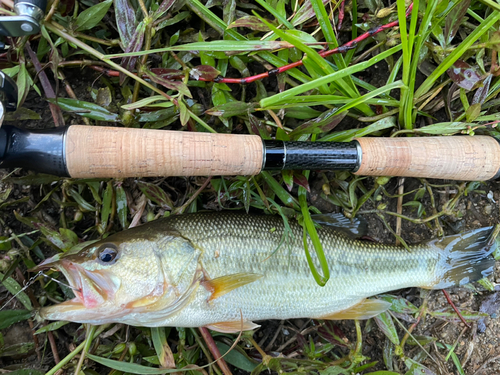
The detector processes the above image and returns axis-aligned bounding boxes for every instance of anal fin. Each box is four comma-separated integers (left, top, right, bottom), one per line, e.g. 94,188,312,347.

320,299,391,320
206,320,261,333
201,273,263,301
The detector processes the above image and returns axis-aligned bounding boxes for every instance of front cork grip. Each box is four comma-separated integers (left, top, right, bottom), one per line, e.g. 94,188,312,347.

65,125,264,178
355,136,500,181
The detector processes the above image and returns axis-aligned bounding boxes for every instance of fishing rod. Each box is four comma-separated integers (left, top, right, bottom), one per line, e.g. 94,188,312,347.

0,36,497,182
1,123,499,181
0,1,498,182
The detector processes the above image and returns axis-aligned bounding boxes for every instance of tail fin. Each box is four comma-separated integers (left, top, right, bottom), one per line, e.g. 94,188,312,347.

431,226,499,289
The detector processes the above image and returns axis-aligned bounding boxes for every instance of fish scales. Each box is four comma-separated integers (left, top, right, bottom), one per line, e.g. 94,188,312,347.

150,213,437,327
36,212,498,330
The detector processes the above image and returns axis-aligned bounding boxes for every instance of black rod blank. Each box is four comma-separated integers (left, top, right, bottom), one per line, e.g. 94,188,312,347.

263,140,361,171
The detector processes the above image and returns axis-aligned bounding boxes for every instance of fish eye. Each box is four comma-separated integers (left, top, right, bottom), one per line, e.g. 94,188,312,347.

97,244,119,264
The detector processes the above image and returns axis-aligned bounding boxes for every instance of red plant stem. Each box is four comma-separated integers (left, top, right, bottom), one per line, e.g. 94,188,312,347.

399,299,426,349
198,327,232,375
441,289,471,329
90,65,120,76
25,44,65,127
338,0,346,31
205,3,413,84
88,4,413,85
47,328,61,364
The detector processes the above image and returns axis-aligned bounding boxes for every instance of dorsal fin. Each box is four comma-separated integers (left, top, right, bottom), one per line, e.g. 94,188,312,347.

201,273,263,301
319,299,391,320
311,213,367,238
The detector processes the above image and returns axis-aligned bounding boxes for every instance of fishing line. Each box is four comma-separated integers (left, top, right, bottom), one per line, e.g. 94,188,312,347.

0,229,39,244
0,270,81,311
41,271,82,293
0,270,43,311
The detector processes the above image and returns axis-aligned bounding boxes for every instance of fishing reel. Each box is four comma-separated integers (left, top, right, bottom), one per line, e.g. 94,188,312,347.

0,0,47,37
0,0,47,124
0,71,17,125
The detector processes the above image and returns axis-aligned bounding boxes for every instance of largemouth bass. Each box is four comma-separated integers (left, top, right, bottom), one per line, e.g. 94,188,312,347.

36,212,498,332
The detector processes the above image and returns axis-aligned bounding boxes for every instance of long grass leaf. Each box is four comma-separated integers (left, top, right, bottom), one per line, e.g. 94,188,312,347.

397,0,410,128
310,0,359,95
309,0,354,73
265,97,400,109
185,0,241,39
104,41,299,57
299,171,329,286
415,11,500,99
256,12,373,115
261,171,300,210
151,327,170,368
87,353,181,374
186,0,311,85
345,0,358,64
255,0,293,29
0,271,32,310
260,45,402,108
34,321,69,334
334,81,406,118
320,116,396,141
409,0,438,124
477,0,500,12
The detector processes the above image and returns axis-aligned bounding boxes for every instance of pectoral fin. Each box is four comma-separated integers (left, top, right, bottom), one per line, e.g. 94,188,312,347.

126,294,162,309
320,299,391,320
206,320,261,333
202,273,263,301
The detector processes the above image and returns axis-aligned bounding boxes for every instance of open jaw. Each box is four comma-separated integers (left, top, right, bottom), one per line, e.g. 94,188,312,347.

38,260,124,323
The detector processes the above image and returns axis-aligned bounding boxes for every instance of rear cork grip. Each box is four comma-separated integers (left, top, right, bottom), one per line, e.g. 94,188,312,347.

65,125,264,178
355,136,500,181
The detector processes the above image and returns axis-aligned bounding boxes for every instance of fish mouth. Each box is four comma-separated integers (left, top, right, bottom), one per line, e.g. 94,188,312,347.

35,255,121,318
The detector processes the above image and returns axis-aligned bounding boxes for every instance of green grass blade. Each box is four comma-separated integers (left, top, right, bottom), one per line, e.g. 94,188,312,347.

260,171,300,210
256,12,373,114
260,45,402,108
104,41,305,57
264,97,400,109
0,271,32,310
310,0,338,48
415,10,500,99
186,0,242,39
255,0,293,29
310,0,356,92
477,0,500,12
333,81,406,118
403,0,419,129
320,116,396,141
345,0,358,64
396,0,411,128
409,0,438,124
310,0,361,99
299,170,329,286
186,0,312,84
87,353,180,374
151,327,169,368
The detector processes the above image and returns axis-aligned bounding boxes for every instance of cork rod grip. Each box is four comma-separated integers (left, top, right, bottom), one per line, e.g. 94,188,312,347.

65,126,264,178
355,136,500,181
